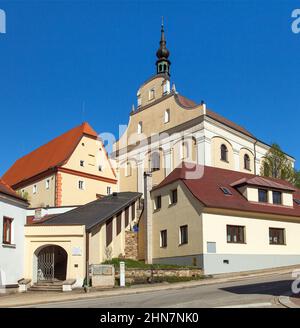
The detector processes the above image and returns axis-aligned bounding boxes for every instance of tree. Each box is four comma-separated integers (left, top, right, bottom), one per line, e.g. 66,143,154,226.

260,143,296,184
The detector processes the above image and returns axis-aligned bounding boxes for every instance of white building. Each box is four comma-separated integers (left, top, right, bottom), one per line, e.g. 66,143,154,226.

0,179,28,291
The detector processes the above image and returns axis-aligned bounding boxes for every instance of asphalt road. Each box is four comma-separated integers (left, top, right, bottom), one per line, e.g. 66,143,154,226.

25,273,295,308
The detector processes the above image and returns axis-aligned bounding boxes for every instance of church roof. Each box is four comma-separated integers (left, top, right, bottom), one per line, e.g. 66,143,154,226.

175,94,255,139
2,122,98,188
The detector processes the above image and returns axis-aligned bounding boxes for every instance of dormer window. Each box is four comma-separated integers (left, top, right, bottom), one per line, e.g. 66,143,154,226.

149,88,155,100
244,154,250,171
138,121,143,134
273,191,282,205
164,109,170,123
258,189,268,203
221,144,228,162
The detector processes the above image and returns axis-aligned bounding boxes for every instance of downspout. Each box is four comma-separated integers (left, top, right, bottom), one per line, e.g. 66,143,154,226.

85,230,90,286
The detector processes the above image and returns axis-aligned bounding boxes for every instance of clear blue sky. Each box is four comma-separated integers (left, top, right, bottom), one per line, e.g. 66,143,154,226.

0,0,300,176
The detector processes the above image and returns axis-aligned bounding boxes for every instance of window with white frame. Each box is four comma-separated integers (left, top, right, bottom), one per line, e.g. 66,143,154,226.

160,230,167,248
163,80,170,94
2,217,13,245
78,180,85,190
149,88,155,100
107,186,112,195
46,179,50,190
179,225,188,245
164,109,170,123
137,96,142,107
33,185,37,194
125,162,132,177
138,121,143,134
80,160,85,167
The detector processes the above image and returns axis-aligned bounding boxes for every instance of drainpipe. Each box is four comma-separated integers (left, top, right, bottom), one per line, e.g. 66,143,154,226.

85,230,90,287
144,172,153,264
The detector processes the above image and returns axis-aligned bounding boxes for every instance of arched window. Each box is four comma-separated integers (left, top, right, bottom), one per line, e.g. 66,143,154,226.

125,162,132,177
244,154,250,171
150,152,160,172
164,109,170,123
221,144,228,162
138,121,142,134
181,142,189,160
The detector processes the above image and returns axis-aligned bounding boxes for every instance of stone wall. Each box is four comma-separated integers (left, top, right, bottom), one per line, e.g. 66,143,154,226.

124,231,138,259
116,268,204,284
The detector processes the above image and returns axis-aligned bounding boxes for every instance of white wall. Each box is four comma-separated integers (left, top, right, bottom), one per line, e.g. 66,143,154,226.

0,196,27,287
202,211,300,274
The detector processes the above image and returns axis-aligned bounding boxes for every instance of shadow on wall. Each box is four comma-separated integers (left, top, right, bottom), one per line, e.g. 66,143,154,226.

220,279,293,297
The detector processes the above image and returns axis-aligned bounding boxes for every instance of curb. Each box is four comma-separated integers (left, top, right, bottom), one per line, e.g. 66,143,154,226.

278,295,300,308
0,268,297,308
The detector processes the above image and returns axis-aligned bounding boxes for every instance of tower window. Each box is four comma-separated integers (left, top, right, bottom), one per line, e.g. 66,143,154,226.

137,96,141,107
138,121,143,134
221,144,228,162
244,154,251,171
149,88,155,100
164,109,170,123
163,80,170,94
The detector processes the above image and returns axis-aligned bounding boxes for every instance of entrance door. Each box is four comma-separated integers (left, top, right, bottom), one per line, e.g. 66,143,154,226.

37,246,67,282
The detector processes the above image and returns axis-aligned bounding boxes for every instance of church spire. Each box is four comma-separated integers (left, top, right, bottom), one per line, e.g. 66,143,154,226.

156,17,171,76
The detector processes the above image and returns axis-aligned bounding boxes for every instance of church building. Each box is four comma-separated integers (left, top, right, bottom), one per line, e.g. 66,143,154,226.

112,22,294,194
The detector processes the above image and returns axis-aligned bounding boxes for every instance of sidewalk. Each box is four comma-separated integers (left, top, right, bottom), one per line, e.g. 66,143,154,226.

0,265,298,308
278,294,300,308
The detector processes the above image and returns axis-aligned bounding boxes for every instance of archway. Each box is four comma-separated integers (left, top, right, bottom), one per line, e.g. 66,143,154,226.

35,245,68,282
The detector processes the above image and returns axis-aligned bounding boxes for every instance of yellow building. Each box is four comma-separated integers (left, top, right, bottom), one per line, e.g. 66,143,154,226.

112,22,294,194
24,192,141,288
3,122,117,208
146,163,300,274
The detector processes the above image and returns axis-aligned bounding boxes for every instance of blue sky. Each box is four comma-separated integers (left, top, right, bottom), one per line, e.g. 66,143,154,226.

0,0,300,176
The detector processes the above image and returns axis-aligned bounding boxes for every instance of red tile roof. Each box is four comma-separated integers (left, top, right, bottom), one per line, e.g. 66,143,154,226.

0,179,27,202
230,176,297,192
175,94,255,138
153,163,300,218
2,122,98,188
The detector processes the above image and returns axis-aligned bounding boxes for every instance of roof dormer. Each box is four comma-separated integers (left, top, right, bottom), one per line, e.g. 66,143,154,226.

231,176,296,207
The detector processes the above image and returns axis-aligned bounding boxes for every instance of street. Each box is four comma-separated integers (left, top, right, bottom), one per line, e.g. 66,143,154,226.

24,273,294,308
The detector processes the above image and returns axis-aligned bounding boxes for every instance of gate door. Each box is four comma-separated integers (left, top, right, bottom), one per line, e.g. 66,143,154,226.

37,246,55,281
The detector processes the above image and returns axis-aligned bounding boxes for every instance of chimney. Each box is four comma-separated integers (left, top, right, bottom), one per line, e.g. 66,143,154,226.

34,208,42,221
144,172,153,264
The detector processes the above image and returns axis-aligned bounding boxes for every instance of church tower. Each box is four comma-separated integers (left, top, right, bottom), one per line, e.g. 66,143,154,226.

156,18,171,76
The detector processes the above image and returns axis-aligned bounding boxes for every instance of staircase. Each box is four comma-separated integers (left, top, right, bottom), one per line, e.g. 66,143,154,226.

28,280,63,292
